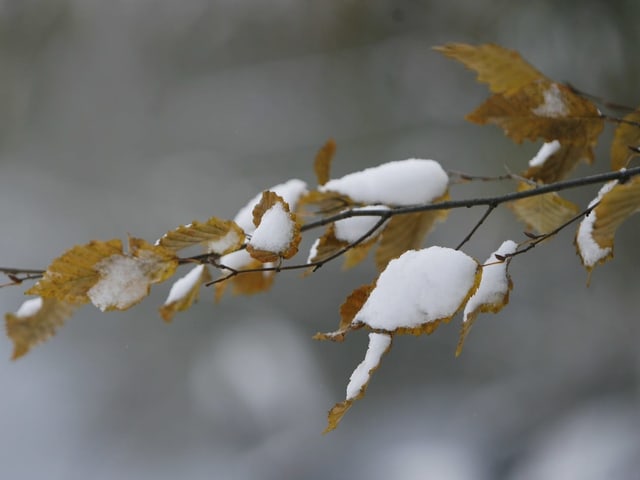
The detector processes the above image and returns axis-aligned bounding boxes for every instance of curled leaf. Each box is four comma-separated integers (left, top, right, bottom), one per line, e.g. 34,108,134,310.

314,138,337,186
159,265,212,322
157,217,245,255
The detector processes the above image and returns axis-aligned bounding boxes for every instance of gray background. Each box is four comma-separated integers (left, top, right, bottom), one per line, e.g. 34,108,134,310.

1,1,640,479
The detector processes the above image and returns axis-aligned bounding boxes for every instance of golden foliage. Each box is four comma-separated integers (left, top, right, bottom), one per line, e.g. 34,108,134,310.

508,182,579,234
524,143,594,184
214,257,276,302
314,283,374,342
314,138,337,186
5,298,75,360
159,265,213,323
610,110,640,170
157,217,245,255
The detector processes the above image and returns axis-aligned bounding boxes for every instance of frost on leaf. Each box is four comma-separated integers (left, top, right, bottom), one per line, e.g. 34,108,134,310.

5,297,75,359
456,240,517,356
246,191,302,263
524,143,594,184
610,109,640,170
320,158,449,206
156,217,244,255
314,138,336,186
159,265,212,323
214,249,275,301
437,43,604,150
509,182,579,234
353,247,481,335
325,333,392,433
576,176,640,272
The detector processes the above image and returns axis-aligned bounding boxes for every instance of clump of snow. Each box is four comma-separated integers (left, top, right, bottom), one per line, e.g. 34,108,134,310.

334,205,390,243
307,238,320,263
530,140,561,167
164,265,205,305
532,84,568,118
346,333,391,400
207,229,243,255
88,255,151,311
234,179,307,234
218,249,253,271
248,202,295,254
320,159,448,206
576,180,618,267
463,240,517,322
353,246,478,330
15,297,43,317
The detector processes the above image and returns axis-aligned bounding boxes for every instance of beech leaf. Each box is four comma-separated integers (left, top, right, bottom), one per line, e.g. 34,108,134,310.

508,182,579,234
524,142,594,184
214,249,276,301
5,297,75,359
610,109,640,170
314,138,337,186
159,265,212,323
157,217,245,255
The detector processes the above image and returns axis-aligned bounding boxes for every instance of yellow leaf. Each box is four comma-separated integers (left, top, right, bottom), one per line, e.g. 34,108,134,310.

509,182,579,234
610,109,640,170
435,43,544,95
214,250,276,302
246,191,302,262
375,205,449,271
296,190,355,217
159,265,212,323
314,282,374,342
5,297,75,359
576,176,640,270
314,139,336,186
26,239,124,304
524,143,594,184
308,224,377,270
157,217,245,255
324,333,392,433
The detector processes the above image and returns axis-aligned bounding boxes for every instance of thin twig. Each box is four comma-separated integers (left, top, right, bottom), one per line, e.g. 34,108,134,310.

455,204,496,250
566,83,637,113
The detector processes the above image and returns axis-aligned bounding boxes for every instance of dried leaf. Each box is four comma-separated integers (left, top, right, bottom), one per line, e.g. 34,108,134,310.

214,250,275,302
324,333,392,433
576,177,640,270
435,43,544,95
157,217,245,255
159,265,212,323
314,282,374,342
296,190,355,217
246,191,302,262
5,297,75,359
508,182,579,234
375,203,449,271
26,239,124,304
314,139,337,186
610,109,640,170
524,143,594,184
456,240,517,356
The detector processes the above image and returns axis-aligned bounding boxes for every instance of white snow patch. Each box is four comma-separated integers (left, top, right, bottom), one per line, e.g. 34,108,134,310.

164,264,205,305
354,247,478,330
463,240,517,322
88,255,150,311
334,205,390,243
576,180,618,267
307,238,320,263
320,159,448,206
530,140,561,167
207,229,242,255
234,179,308,234
532,84,568,117
346,333,391,400
15,297,43,317
248,202,295,254
218,249,253,271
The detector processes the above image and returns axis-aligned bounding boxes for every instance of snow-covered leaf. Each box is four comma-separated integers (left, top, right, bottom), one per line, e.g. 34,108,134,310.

5,297,75,359
246,191,301,262
456,240,517,356
156,217,244,255
576,176,640,271
320,159,449,206
509,182,579,234
353,247,481,335
325,333,392,433
610,109,640,170
314,138,336,186
524,143,594,184
159,265,212,323
214,249,275,301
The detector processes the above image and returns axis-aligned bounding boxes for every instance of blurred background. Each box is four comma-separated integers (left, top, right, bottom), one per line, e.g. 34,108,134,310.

1,1,640,478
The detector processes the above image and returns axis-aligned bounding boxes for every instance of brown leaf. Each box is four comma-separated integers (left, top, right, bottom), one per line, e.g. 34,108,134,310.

308,224,377,270
576,177,640,270
296,190,355,217
375,205,449,271
508,182,579,234
610,109,640,170
214,250,276,302
157,217,245,255
5,298,75,359
314,139,337,186
159,265,212,323
524,143,594,184
246,191,302,262
435,43,544,95
314,282,374,342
